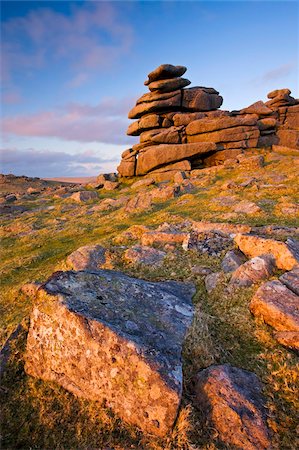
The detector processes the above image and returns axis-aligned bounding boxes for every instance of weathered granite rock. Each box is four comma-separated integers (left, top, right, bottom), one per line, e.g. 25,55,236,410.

124,245,166,266
151,126,184,144
144,64,187,85
117,159,136,177
103,181,119,191
221,249,247,273
25,270,195,436
130,178,155,189
192,364,271,450
250,280,299,331
66,244,106,270
149,160,191,173
127,114,161,136
277,129,299,149
274,331,299,351
238,101,273,116
150,184,180,201
141,231,188,247
70,191,99,202
229,255,275,287
182,87,223,111
280,266,299,296
148,77,191,93
186,115,257,135
125,192,153,213
187,126,259,145
234,234,299,270
233,200,261,215
128,92,182,119
183,230,232,256
205,272,222,293
136,142,217,175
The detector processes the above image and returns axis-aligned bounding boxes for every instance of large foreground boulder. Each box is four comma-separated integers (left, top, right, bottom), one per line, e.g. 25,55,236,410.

192,364,271,449
25,270,195,437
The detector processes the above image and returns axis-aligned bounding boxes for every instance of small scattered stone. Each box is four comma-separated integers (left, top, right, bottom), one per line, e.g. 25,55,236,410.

250,280,299,331
221,249,247,273
235,234,299,270
279,266,299,296
124,245,166,266
230,255,275,287
205,272,222,293
233,200,261,215
192,364,271,450
66,244,106,270
70,191,99,203
103,181,119,191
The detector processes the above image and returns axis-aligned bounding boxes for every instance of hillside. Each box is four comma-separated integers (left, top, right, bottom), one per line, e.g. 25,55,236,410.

1,143,298,449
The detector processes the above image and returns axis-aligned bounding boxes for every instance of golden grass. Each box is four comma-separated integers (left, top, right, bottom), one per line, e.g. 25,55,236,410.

1,150,299,448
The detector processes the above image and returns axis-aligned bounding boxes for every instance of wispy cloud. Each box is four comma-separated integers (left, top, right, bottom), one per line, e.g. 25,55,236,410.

250,62,297,86
0,147,118,177
2,96,138,145
1,2,134,84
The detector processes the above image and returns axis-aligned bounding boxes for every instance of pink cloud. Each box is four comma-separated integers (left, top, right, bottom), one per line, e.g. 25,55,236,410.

2,96,138,145
1,2,134,84
2,91,23,105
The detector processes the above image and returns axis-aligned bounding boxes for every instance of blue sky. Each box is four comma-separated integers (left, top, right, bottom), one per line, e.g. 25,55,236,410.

1,0,298,177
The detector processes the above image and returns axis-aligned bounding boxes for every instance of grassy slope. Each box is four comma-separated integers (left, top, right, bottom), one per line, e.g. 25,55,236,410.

1,149,298,449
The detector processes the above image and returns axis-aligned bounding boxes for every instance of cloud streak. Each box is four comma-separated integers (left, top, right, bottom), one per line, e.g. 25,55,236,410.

0,147,118,178
2,96,138,145
1,2,134,84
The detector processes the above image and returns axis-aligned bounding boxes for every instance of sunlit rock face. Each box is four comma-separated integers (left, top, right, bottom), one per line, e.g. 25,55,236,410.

117,63,299,180
25,269,195,436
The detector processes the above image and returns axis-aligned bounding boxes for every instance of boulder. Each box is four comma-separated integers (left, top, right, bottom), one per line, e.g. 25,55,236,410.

173,112,206,126
97,173,118,184
124,245,166,266
130,178,155,189
186,115,257,135
257,118,277,131
66,244,106,270
149,160,191,173
183,231,232,256
25,270,195,436
103,181,119,191
117,159,136,177
136,142,217,175
205,272,222,293
148,77,191,93
141,231,188,247
221,249,247,273
239,101,273,116
234,234,299,270
144,64,187,85
267,88,291,99
229,255,275,287
125,192,153,213
151,126,184,144
192,365,271,450
279,266,299,296
70,191,99,203
277,129,299,149
151,185,180,201
274,331,299,351
127,114,161,136
182,87,223,111
128,92,182,119
187,126,259,145
233,200,261,215
250,280,299,332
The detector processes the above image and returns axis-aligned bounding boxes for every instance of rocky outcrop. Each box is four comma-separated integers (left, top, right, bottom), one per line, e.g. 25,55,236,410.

234,234,299,270
25,270,195,437
192,364,271,449
117,64,298,179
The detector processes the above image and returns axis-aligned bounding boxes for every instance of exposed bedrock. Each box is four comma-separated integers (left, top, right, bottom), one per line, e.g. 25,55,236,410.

117,64,299,178
25,269,195,437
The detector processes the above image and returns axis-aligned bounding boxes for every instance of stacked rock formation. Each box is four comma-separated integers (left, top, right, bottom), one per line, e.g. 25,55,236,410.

117,64,298,179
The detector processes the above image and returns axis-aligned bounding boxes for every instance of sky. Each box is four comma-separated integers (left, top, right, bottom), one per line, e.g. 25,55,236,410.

1,0,298,177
